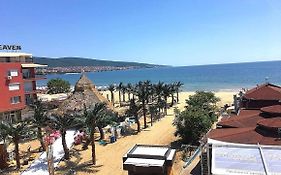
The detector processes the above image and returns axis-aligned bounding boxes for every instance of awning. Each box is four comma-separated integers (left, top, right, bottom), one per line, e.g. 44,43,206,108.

0,52,32,57
21,63,47,68
124,158,165,167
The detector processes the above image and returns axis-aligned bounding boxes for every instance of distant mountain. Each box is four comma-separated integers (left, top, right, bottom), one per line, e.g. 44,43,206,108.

34,57,163,68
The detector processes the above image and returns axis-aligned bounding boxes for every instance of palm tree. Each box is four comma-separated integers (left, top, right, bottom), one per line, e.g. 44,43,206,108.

121,84,126,102
29,101,47,151
0,121,28,169
126,83,133,101
108,84,115,104
47,113,80,160
162,84,172,115
175,81,183,103
126,99,141,132
117,82,123,104
96,110,116,140
135,81,148,128
83,103,108,165
148,105,158,126
131,84,136,100
143,80,152,104
157,98,166,119
153,81,164,106
170,83,177,107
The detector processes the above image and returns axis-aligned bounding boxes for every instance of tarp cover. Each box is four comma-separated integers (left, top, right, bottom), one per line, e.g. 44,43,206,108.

210,139,281,175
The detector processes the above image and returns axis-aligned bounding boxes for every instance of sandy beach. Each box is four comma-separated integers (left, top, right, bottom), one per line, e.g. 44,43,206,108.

54,90,236,175
101,90,235,111
9,90,236,175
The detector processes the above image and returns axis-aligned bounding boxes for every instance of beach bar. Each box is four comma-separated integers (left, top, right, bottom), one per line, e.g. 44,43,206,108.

123,144,176,175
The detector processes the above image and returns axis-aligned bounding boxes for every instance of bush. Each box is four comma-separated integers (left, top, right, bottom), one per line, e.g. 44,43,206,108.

47,78,70,94
173,91,220,144
173,107,212,144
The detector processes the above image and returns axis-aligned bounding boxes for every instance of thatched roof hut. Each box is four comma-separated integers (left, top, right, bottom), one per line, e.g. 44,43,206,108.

55,74,113,115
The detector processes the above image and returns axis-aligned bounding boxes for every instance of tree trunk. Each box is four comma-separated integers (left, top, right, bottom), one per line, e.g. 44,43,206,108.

111,91,114,104
150,114,153,126
176,91,179,103
142,100,147,128
122,92,125,102
119,90,121,104
164,97,168,115
135,115,141,132
82,137,91,150
97,126,104,140
158,107,161,120
61,130,69,160
171,94,175,106
90,128,96,165
14,136,20,169
38,127,45,151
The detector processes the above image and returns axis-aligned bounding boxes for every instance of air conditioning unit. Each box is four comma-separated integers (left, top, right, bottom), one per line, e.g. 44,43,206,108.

7,76,12,80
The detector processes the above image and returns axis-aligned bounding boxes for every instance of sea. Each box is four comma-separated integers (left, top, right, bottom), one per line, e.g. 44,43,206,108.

38,60,281,92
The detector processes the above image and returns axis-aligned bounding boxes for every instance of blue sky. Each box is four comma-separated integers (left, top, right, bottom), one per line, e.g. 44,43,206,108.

1,0,281,66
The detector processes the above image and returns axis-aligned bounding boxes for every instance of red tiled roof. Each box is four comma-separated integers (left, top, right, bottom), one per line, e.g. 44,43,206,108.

257,118,281,129
208,127,281,145
217,110,262,128
208,83,281,145
244,83,281,100
261,105,281,114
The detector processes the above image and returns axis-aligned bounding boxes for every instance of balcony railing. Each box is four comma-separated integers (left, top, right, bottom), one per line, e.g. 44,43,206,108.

23,75,46,81
24,89,40,94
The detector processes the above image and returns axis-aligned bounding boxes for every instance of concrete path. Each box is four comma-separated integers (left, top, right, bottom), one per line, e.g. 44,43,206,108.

21,130,76,175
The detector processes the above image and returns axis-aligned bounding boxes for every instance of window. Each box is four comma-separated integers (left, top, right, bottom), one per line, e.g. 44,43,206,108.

24,82,33,92
8,69,18,77
10,96,21,104
9,83,20,91
22,69,31,79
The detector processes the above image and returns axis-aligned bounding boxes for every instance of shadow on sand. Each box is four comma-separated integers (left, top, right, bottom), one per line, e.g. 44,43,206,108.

55,147,102,174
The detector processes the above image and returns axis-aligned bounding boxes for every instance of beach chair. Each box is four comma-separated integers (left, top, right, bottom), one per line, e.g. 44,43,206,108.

99,140,107,146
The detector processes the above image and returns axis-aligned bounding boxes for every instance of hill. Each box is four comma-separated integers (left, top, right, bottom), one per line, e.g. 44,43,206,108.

34,57,162,68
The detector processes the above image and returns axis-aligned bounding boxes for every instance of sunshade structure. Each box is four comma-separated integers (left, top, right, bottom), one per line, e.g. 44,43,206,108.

55,74,113,115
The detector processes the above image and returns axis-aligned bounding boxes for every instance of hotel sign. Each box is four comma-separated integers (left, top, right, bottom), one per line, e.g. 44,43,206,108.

0,45,21,50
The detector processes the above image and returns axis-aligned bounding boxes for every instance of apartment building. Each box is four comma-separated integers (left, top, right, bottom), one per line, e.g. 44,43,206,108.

0,52,47,122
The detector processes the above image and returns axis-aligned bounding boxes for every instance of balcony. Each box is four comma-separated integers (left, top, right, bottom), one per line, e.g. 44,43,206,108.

24,89,40,95
23,70,46,81
24,82,36,94
23,76,46,82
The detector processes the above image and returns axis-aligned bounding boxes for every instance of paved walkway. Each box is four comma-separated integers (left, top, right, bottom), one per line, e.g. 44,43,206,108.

21,130,76,175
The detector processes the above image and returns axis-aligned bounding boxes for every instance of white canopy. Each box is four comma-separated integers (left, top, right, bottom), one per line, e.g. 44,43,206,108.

209,139,281,175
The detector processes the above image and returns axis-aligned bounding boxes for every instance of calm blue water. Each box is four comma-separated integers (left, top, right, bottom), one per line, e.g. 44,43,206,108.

38,61,281,91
